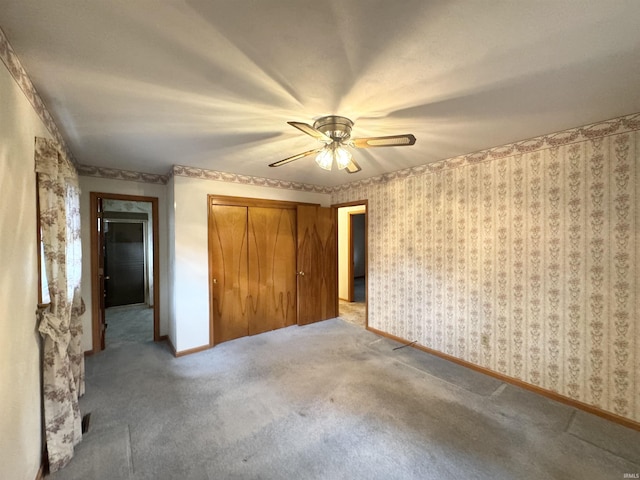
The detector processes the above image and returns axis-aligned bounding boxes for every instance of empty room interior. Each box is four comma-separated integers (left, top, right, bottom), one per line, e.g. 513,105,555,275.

1,2,640,479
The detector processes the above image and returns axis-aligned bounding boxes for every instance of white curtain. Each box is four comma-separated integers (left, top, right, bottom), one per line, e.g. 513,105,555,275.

34,137,85,472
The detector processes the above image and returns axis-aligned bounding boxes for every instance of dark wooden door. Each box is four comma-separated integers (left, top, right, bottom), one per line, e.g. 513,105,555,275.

247,207,297,335
349,212,366,302
297,205,338,325
104,222,145,307
210,205,249,344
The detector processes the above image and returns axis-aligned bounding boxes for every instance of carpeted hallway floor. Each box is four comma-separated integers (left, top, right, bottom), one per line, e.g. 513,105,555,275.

51,318,639,480
339,277,366,327
338,300,366,327
105,305,154,347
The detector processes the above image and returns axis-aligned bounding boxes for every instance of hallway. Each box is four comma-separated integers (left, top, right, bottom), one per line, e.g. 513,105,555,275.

339,277,366,327
105,305,153,347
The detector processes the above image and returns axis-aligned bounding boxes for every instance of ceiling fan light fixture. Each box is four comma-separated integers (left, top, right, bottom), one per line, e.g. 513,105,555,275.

315,143,352,171
269,115,416,174
315,148,334,170
334,145,352,170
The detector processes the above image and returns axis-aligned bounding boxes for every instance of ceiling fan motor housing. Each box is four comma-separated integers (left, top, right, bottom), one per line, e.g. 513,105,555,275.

313,115,353,141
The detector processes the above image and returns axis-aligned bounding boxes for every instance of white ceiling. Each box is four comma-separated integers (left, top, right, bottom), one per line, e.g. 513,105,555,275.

2,0,640,186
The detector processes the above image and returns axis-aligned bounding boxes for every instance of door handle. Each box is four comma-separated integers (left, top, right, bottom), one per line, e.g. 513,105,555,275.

104,276,110,280
297,271,305,276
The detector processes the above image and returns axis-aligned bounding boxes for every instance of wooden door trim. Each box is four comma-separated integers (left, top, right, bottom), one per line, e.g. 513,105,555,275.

334,206,339,317
333,200,368,209
207,202,215,347
332,200,368,328
89,193,101,352
208,194,319,210
90,192,160,353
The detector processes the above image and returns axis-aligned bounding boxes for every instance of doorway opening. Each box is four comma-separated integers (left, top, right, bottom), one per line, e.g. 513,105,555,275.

105,219,148,308
90,193,160,352
335,201,368,328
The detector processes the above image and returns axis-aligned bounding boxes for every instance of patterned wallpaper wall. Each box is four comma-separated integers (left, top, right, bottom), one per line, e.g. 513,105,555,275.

332,114,639,423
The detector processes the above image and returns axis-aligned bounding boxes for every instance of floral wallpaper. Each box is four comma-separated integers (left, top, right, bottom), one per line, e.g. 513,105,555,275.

332,113,639,423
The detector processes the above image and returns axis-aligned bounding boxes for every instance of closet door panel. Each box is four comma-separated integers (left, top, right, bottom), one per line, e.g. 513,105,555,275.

210,205,249,344
248,207,297,335
297,205,338,325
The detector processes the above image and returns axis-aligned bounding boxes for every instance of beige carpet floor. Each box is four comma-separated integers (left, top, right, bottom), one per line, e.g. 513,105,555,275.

50,318,640,480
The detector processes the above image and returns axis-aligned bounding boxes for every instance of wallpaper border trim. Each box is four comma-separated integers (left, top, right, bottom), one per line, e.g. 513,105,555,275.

74,162,333,194
75,112,640,194
332,112,640,192
369,327,640,432
75,164,169,185
170,165,333,194
0,26,75,165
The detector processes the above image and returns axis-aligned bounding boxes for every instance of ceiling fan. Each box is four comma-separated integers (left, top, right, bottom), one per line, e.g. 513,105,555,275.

269,115,416,173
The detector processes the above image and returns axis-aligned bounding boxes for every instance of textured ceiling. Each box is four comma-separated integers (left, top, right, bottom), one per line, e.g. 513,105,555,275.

2,0,640,186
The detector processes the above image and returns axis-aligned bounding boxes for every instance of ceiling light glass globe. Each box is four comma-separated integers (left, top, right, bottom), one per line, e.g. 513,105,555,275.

334,146,352,170
315,148,333,170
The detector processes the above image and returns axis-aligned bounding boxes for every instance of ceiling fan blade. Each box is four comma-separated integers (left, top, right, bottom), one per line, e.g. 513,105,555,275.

345,159,361,174
268,148,324,167
288,121,332,143
352,134,416,148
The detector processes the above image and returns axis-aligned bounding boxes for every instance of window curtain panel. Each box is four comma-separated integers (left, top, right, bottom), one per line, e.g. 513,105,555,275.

34,137,85,472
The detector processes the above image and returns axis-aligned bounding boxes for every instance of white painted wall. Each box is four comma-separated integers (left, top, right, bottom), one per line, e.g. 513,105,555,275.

78,176,169,352
0,59,52,480
170,175,331,353
337,205,366,300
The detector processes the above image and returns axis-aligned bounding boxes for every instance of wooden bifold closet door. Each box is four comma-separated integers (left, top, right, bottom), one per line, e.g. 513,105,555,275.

209,205,249,344
209,203,296,344
248,207,297,335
